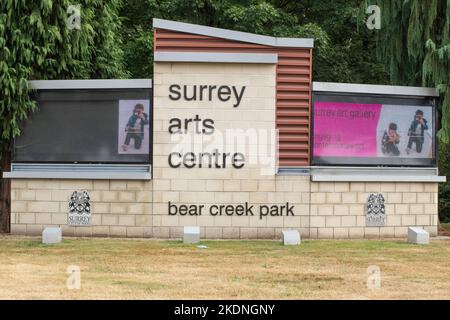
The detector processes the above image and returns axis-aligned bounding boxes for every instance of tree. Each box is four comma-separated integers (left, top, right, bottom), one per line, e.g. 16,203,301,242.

120,0,154,78
0,0,127,232
120,0,332,79
373,0,449,141
272,0,389,84
120,0,389,84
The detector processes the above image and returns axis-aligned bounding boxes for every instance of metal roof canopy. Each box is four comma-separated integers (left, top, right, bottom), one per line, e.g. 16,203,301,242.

313,82,439,98
153,18,314,48
29,79,152,90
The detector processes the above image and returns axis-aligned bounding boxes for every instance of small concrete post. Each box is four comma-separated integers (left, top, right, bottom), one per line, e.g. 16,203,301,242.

282,230,301,245
42,227,62,244
183,226,200,244
407,227,429,244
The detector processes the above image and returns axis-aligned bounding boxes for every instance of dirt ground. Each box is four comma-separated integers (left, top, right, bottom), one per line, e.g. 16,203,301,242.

0,236,449,300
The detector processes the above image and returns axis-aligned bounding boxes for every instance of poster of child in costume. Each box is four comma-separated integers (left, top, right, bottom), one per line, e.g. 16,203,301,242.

118,100,150,155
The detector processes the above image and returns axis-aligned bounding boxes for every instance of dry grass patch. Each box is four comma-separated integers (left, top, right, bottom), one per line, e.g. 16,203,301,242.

0,236,449,299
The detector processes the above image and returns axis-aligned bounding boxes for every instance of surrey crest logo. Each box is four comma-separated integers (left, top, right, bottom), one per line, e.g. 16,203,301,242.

366,193,386,227
68,191,91,226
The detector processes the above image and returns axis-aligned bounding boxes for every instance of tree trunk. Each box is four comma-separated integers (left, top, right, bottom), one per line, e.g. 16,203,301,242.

0,145,11,233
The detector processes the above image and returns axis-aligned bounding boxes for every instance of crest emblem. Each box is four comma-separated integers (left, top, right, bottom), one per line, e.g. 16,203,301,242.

366,193,386,227
68,191,91,226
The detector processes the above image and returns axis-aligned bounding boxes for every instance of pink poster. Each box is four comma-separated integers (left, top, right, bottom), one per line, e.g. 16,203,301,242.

313,102,382,157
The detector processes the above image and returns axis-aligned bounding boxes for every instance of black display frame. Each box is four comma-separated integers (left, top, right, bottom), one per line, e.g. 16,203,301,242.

311,92,438,167
12,88,153,165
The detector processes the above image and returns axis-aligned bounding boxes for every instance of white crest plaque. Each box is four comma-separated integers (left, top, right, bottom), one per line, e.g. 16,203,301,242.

68,191,91,226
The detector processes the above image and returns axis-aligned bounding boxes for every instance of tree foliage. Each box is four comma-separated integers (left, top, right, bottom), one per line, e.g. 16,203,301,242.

373,0,450,141
0,0,127,232
0,0,127,145
272,0,389,84
120,0,388,84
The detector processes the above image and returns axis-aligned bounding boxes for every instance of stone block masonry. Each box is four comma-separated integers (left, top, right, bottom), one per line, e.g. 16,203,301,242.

11,179,153,238
9,179,439,239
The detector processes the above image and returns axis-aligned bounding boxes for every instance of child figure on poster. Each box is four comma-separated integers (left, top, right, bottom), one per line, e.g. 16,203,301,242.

406,110,428,154
121,103,149,152
381,122,401,156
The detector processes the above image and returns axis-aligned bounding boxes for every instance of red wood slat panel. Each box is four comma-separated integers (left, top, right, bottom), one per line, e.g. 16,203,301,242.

277,75,310,83
279,143,309,150
277,93,310,100
277,119,309,125
159,40,269,49
276,110,309,117
277,84,310,91
276,47,312,166
154,29,313,167
278,127,309,134
279,159,308,167
277,66,310,75
277,102,309,108
156,29,273,52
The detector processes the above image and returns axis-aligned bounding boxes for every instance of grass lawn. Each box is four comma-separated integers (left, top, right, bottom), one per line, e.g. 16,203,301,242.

0,236,449,300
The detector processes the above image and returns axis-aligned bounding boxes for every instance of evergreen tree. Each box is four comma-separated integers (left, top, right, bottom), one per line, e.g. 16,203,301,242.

272,0,389,84
0,0,127,232
373,0,449,141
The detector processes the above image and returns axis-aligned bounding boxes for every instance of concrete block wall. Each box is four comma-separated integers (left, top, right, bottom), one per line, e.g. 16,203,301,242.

10,179,153,237
308,181,438,238
150,173,311,239
9,179,439,239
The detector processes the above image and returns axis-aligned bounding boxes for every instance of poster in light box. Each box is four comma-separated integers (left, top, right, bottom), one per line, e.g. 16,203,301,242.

118,100,150,155
313,101,434,165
